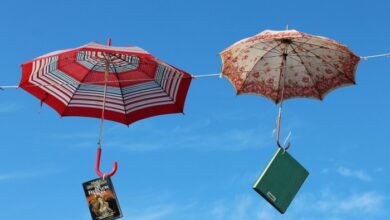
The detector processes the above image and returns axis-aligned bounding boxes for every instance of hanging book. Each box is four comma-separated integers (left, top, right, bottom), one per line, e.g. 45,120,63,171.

83,177,123,220
253,148,309,214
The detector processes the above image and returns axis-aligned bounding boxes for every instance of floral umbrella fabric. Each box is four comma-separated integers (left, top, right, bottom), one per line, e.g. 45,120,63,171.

220,29,360,103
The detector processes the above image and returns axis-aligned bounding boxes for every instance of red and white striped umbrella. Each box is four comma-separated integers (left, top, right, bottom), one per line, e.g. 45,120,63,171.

19,39,193,177
20,40,192,125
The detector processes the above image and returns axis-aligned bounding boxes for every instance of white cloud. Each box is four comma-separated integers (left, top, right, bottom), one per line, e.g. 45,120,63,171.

297,188,386,218
338,192,385,214
336,166,372,182
0,169,58,181
104,117,272,152
115,186,388,220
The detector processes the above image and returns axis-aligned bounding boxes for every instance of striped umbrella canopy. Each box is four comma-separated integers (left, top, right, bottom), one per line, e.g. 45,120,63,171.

20,40,192,177
220,29,360,149
19,41,192,125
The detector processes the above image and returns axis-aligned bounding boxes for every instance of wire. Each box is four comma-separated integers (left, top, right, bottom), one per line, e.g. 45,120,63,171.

0,73,222,89
360,53,390,60
1,50,389,90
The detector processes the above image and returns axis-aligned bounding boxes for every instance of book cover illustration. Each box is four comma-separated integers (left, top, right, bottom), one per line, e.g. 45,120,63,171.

83,177,123,220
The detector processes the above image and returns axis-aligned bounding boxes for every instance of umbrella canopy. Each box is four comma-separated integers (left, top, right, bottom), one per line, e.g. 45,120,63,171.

220,29,360,103
220,29,360,149
20,41,192,125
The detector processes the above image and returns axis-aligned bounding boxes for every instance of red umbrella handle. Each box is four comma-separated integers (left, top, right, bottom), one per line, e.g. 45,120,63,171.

95,147,118,177
94,48,117,178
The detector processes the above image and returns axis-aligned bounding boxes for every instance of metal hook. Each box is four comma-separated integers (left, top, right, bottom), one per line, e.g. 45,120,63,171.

276,114,292,151
95,147,118,177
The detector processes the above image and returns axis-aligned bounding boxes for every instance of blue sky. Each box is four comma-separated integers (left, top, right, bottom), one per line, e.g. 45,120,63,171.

1,0,390,219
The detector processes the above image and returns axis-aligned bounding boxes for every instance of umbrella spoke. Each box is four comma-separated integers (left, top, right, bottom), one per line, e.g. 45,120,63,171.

288,44,322,99
109,57,129,125
291,42,356,83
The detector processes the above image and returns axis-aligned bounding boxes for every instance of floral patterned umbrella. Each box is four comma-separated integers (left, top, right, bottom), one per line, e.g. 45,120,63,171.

220,29,360,149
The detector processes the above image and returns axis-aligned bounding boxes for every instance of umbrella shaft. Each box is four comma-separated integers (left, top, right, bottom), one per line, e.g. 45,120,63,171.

98,60,110,147
276,52,287,148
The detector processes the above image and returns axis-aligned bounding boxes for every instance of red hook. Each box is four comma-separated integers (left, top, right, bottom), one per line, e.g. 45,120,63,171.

95,147,118,177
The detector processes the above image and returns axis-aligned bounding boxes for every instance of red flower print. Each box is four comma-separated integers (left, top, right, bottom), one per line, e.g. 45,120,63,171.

325,69,333,74
252,72,260,78
302,77,309,83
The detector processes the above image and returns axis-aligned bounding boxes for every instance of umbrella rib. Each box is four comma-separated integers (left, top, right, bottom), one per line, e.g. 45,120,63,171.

275,60,284,103
293,38,352,54
109,57,128,125
110,53,139,70
153,69,175,101
289,37,312,50
251,42,284,55
288,44,322,99
233,40,283,74
236,42,284,94
291,42,356,83
59,62,100,116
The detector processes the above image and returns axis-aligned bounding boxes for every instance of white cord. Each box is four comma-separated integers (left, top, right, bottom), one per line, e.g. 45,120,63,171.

2,51,390,90
191,73,220,78
360,53,390,60
0,85,19,89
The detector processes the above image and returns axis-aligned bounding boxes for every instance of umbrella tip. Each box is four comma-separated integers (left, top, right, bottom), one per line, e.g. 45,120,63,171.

108,38,112,46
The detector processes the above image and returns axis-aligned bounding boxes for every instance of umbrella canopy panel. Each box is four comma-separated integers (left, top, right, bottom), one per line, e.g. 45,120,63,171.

20,42,192,125
220,30,360,103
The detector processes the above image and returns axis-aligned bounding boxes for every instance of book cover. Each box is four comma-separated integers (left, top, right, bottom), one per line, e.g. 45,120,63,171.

253,148,309,214
83,177,123,220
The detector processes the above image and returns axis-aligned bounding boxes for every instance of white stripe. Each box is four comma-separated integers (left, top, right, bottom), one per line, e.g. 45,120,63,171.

33,58,73,101
28,57,82,105
67,104,125,114
124,92,168,105
125,96,172,110
30,59,69,104
126,100,175,114
171,73,182,102
72,95,124,105
69,100,125,111
123,89,164,100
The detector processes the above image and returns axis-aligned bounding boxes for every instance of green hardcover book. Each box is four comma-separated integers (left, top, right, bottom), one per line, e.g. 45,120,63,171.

253,148,309,214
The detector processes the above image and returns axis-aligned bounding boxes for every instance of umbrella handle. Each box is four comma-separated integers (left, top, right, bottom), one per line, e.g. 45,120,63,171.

276,106,292,151
95,147,118,177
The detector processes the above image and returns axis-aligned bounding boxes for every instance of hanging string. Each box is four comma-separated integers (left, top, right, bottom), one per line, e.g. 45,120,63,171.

0,73,222,89
360,53,390,60
192,73,220,78
0,52,389,90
